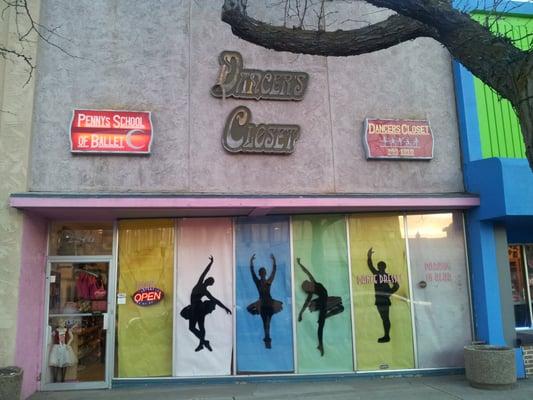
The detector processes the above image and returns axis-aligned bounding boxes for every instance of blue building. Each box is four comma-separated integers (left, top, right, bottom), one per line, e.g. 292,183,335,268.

453,0,533,378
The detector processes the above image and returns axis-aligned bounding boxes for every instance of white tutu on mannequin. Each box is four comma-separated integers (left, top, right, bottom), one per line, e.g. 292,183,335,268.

49,343,77,367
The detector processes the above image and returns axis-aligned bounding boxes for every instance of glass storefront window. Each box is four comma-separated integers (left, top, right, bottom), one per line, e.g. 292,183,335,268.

43,213,473,384
176,218,234,377
293,215,352,373
406,212,472,368
116,219,174,378
349,214,414,371
49,222,113,256
508,245,531,328
526,245,533,325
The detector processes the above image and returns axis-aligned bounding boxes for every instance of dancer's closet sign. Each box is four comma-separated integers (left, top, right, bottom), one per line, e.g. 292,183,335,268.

211,51,308,154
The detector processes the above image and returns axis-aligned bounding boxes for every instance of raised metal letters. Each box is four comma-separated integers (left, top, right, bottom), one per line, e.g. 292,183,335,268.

222,106,300,154
211,51,309,101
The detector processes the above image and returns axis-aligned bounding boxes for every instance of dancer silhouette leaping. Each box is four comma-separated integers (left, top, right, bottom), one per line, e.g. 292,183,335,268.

180,255,231,352
367,247,400,343
297,258,344,356
247,253,283,349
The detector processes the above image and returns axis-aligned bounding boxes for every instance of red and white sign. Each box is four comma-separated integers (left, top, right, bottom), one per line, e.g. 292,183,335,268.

364,118,434,160
70,109,153,154
132,287,164,306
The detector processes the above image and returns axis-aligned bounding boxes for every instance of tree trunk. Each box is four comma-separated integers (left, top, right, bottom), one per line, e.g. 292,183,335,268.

516,61,533,169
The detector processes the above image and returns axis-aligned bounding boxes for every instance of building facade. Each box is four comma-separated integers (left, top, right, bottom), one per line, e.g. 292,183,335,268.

0,0,40,374
453,1,533,378
3,1,496,398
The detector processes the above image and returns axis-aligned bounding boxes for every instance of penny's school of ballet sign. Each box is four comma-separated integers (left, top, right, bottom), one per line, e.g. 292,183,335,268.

211,51,308,154
70,109,153,154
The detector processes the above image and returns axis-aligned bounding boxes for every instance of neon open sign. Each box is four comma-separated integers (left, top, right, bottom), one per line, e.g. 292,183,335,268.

132,287,164,306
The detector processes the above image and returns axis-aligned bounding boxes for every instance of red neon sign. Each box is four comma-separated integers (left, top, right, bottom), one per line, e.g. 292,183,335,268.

132,287,164,306
70,109,153,154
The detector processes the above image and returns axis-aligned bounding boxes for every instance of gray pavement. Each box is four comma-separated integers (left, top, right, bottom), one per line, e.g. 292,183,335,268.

28,375,533,400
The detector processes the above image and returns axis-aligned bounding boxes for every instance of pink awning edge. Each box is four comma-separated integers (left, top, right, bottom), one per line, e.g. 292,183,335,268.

10,194,480,220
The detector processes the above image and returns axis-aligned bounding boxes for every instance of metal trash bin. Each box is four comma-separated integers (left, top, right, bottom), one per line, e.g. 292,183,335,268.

0,366,23,400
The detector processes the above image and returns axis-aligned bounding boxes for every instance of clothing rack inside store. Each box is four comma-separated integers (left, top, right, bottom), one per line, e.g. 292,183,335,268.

74,267,99,278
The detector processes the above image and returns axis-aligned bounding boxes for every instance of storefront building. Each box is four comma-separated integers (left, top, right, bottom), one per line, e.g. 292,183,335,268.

453,1,533,377
7,1,480,398
0,0,40,372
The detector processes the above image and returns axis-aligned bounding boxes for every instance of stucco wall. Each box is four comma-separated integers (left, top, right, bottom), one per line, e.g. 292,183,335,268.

29,0,464,194
15,215,47,399
0,1,40,365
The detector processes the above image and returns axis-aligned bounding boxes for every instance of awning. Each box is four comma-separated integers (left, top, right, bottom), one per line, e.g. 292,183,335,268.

10,192,480,220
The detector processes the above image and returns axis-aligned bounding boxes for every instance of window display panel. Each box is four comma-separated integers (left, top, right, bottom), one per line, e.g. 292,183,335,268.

524,245,533,327
45,262,108,384
407,213,472,368
349,214,414,371
292,215,353,373
49,222,113,256
509,245,531,327
175,218,234,376
116,219,174,377
235,216,294,373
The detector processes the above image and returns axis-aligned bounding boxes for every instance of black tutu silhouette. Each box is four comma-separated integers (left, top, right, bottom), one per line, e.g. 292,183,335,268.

247,253,283,349
180,300,216,320
297,258,344,356
308,296,342,313
180,256,231,352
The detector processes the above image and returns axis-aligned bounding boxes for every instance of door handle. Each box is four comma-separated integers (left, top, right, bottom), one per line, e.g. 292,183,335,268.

102,313,108,330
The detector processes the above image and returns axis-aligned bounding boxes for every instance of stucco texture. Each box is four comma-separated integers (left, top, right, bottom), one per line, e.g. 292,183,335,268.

29,0,464,194
0,1,39,366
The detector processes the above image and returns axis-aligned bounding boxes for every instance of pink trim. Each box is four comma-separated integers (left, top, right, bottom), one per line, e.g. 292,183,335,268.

10,195,479,220
11,196,479,210
15,215,47,399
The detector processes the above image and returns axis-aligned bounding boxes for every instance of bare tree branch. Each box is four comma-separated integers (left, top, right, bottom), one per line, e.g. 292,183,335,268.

221,0,533,168
0,0,80,86
222,6,438,57
364,0,525,106
0,45,34,82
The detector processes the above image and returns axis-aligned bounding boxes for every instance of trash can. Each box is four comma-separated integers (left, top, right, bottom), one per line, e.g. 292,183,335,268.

464,345,516,389
0,366,23,400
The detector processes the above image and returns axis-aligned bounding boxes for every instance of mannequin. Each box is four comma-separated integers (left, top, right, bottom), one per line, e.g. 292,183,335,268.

49,320,77,382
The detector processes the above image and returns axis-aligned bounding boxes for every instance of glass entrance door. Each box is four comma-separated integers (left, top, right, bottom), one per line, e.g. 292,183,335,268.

407,213,473,368
43,261,112,389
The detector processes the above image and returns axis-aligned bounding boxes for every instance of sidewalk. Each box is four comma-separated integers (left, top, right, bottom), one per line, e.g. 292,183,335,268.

28,375,533,400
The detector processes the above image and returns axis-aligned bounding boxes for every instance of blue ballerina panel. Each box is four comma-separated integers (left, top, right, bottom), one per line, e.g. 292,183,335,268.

235,216,294,373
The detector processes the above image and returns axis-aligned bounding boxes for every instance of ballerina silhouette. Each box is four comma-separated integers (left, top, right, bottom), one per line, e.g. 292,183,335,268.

297,257,344,356
367,247,399,343
246,253,283,349
180,255,231,352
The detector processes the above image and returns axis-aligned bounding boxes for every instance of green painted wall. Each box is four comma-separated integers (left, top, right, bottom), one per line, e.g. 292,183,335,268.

472,13,532,159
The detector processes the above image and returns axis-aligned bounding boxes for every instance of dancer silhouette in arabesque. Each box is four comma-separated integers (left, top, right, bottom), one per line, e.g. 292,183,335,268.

297,258,344,356
367,247,400,343
247,253,283,349
180,255,231,352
